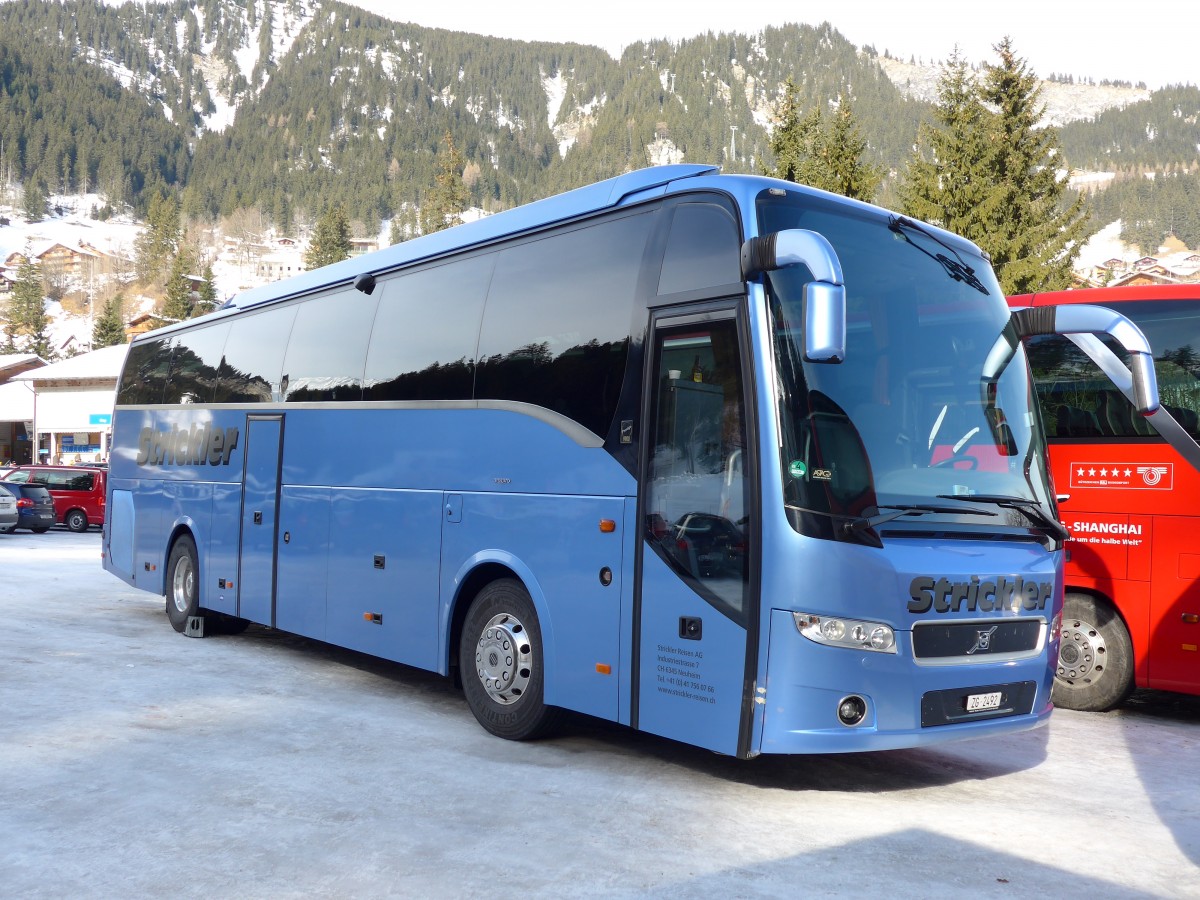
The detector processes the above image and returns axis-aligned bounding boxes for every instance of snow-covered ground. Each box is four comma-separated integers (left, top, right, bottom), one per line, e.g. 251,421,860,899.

1,530,1198,896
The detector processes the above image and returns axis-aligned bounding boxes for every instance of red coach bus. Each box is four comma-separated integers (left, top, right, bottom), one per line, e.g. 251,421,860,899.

1010,284,1200,710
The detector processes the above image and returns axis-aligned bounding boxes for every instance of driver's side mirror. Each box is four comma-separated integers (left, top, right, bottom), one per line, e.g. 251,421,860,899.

742,229,846,363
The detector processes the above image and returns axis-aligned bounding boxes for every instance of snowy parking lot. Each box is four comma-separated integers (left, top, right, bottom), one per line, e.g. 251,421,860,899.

1,529,1197,897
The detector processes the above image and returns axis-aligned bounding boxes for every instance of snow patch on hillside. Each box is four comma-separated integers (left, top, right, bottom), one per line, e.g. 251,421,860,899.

875,55,1149,126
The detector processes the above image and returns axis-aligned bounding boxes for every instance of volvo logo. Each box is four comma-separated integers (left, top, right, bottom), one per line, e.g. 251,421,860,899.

966,626,999,654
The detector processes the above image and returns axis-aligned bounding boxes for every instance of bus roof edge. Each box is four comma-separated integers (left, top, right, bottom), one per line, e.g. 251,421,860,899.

224,164,719,313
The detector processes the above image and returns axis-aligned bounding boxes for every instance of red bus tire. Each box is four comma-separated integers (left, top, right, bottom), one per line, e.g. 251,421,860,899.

1053,592,1135,711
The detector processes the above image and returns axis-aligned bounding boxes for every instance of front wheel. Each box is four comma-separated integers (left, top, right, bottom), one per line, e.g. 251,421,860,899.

1053,592,1135,711
65,509,89,532
459,579,563,741
165,535,200,633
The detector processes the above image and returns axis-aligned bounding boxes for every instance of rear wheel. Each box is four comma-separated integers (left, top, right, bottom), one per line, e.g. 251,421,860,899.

65,509,89,532
1053,592,1135,711
31,527,49,534
165,535,199,634
459,579,563,740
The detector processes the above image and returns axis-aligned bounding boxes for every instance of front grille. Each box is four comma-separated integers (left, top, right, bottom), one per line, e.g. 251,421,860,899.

912,619,1044,662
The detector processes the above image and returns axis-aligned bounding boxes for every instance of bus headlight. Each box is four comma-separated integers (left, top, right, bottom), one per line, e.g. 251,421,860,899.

793,612,897,653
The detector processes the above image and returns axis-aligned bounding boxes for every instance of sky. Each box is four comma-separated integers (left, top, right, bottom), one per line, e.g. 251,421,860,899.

345,1,1197,90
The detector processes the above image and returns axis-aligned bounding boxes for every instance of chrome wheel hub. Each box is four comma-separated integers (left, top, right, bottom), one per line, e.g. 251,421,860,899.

171,555,194,616
1058,617,1105,682
475,613,532,705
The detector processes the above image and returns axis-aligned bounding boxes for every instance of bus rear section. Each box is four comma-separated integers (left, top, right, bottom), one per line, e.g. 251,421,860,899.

102,168,1167,755
1013,285,1200,709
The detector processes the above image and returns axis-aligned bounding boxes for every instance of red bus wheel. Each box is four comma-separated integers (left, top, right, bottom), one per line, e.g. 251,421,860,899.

1053,592,1134,711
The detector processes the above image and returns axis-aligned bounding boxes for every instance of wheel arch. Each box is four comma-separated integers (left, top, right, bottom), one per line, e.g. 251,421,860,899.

444,552,558,704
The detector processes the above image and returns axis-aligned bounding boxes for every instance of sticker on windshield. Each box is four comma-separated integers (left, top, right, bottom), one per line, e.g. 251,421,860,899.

788,460,807,479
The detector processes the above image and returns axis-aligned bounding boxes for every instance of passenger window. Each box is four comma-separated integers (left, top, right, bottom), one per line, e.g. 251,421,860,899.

476,211,651,437
283,287,377,402
363,255,493,402
163,322,231,405
117,338,173,405
214,305,298,403
644,318,750,621
658,201,742,296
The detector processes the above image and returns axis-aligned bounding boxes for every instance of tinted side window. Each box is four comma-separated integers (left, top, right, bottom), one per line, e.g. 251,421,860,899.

117,338,173,405
214,305,298,403
475,211,653,436
363,255,494,402
283,288,378,402
163,322,231,405
658,201,742,296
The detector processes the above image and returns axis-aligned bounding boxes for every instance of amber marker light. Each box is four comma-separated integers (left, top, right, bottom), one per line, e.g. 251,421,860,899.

599,519,617,533
596,663,612,675
1183,613,1200,624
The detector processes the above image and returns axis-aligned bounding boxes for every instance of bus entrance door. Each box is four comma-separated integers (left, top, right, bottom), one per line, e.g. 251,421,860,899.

237,415,283,626
634,312,755,757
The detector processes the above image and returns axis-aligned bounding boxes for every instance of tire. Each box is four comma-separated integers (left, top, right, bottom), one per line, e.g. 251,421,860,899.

165,535,200,634
32,527,49,534
459,578,563,741
1053,592,1135,711
65,509,89,532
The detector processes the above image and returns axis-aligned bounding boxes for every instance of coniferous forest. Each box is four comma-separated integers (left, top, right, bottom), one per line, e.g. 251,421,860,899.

0,0,1197,249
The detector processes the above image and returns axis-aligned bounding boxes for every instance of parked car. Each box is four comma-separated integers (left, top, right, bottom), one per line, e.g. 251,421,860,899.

0,482,57,533
1,465,106,532
0,487,17,532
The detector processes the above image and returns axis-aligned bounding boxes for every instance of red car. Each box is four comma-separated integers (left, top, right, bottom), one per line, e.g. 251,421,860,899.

2,465,107,532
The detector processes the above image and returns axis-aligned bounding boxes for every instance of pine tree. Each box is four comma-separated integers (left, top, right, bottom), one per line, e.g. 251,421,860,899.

899,49,996,248
134,192,182,283
764,83,882,202
92,293,128,349
305,203,351,269
198,263,219,312
22,179,47,223
977,38,1090,293
764,79,820,184
900,41,1090,294
420,131,469,235
820,96,885,202
6,254,54,359
161,249,196,321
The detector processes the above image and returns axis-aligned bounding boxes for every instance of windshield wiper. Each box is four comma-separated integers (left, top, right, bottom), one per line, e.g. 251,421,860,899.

843,502,996,536
888,216,990,295
936,493,1069,542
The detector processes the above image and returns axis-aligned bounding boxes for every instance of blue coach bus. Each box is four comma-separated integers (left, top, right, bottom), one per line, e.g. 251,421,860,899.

103,164,1165,756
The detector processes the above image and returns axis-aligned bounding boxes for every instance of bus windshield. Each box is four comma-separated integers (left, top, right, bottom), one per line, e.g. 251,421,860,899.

758,192,1056,542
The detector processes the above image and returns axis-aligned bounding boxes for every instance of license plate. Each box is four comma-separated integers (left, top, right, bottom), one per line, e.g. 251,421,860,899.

966,691,1003,712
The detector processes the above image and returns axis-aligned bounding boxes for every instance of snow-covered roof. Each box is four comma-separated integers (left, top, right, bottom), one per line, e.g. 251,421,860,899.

0,353,46,376
13,344,130,382
0,378,35,418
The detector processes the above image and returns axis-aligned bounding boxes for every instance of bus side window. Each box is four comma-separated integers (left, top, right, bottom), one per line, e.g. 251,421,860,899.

162,322,231,405
117,338,173,406
363,255,493,402
657,201,742,297
475,211,652,437
215,305,298,403
282,286,377,402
